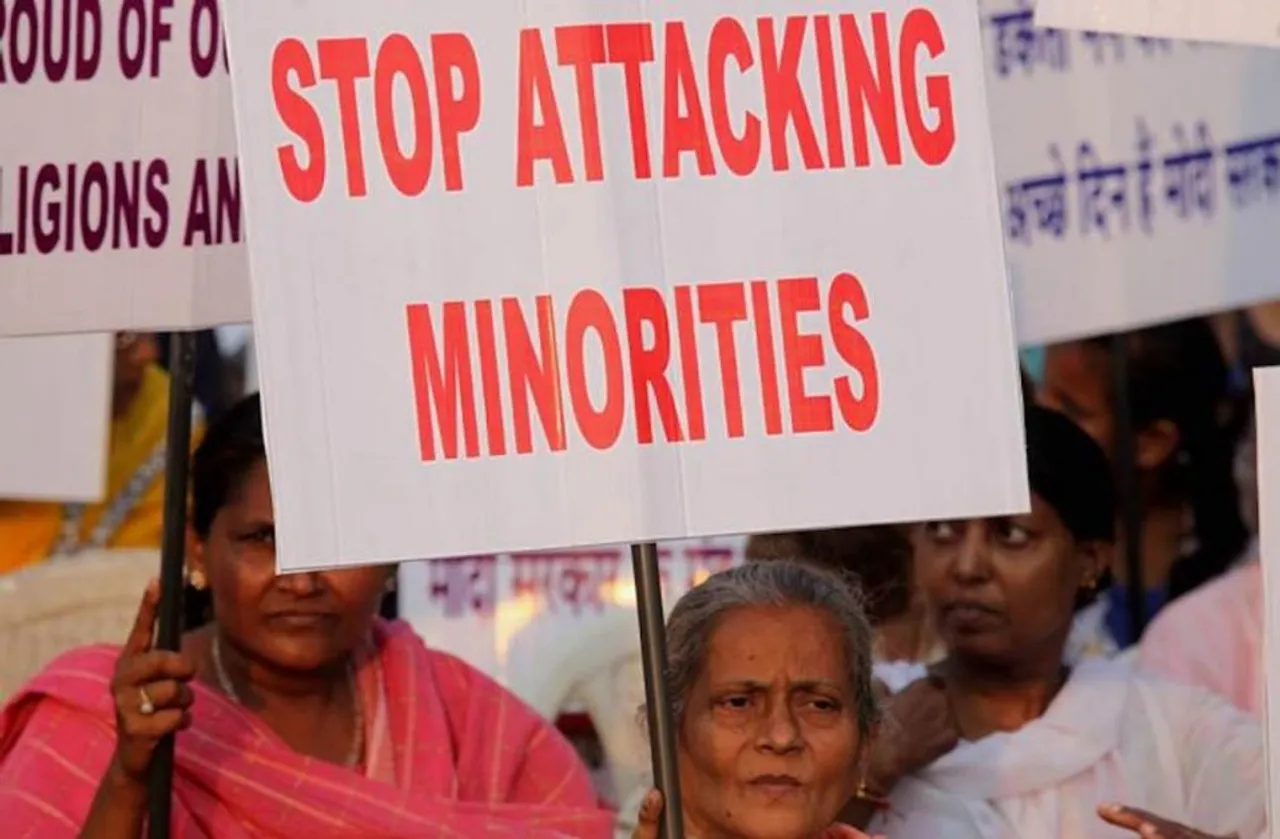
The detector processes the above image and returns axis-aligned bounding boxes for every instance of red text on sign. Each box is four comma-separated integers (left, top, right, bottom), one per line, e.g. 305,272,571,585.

272,32,481,201
516,10,954,186
268,8,956,198
405,273,879,462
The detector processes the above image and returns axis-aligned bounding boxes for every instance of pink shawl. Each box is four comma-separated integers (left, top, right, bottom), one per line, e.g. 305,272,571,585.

0,620,614,837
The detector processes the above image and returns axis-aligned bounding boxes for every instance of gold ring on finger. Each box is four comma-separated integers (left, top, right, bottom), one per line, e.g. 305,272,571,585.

138,686,156,716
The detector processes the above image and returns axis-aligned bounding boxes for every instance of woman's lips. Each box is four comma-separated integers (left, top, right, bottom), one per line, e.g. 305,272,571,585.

748,774,804,798
265,611,336,629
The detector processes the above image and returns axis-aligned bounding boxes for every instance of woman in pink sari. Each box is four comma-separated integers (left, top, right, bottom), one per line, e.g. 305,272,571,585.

0,394,613,838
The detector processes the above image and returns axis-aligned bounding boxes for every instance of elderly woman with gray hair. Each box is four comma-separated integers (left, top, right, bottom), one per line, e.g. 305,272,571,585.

625,561,886,839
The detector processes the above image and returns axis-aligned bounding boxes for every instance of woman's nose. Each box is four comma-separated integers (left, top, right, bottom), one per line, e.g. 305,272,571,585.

756,702,802,753
275,571,323,596
951,531,992,582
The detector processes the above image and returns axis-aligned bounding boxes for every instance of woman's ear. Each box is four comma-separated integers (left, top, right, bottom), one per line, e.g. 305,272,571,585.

1136,418,1180,470
186,530,208,590
1077,540,1113,591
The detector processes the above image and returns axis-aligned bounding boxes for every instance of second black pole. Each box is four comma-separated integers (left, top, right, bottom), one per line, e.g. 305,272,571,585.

632,542,685,839
147,332,198,839
1110,332,1147,639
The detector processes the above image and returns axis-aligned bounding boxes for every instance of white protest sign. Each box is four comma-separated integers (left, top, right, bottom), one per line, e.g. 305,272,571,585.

0,333,112,501
983,0,1280,345
223,0,1029,570
1035,0,1280,48
1252,365,1280,826
0,0,250,336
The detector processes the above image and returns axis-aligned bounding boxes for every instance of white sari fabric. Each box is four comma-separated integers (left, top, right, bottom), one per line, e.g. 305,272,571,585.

870,658,1265,839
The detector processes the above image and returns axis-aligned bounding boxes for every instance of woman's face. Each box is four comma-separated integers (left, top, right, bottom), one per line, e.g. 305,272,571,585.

1040,342,1114,455
678,605,863,839
915,496,1109,667
191,458,389,670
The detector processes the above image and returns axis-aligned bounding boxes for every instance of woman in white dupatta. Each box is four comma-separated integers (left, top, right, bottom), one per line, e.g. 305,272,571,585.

856,406,1264,839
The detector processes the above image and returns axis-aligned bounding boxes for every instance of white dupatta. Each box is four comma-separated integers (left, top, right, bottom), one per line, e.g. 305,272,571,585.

870,658,1265,839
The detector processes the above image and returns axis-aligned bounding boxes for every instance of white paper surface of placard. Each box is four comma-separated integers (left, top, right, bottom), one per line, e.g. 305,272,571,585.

0,0,250,335
223,0,1030,571
1253,365,1280,829
984,0,1280,345
0,334,112,501
1035,0,1280,48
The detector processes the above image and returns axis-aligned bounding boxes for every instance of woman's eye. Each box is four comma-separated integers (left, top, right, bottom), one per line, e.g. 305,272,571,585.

808,698,839,713
240,529,275,546
1000,524,1031,547
717,695,752,711
925,522,958,542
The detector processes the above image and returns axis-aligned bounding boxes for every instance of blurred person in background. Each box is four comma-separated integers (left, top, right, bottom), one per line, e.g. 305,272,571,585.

1136,407,1262,715
1039,318,1249,652
849,405,1263,839
0,393,611,838
747,526,940,664
0,333,204,575
1130,315,1266,715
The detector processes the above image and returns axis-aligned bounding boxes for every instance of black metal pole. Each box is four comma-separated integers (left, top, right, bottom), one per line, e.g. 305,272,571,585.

1110,332,1147,640
631,542,684,839
147,332,197,839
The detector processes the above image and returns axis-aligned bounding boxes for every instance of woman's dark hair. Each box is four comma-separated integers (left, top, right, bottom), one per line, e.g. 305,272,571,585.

185,393,267,629
1025,404,1117,611
1085,319,1248,598
746,526,914,625
192,392,266,539
1025,404,1116,544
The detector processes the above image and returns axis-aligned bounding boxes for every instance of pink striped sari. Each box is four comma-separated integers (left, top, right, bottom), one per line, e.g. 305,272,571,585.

0,620,614,837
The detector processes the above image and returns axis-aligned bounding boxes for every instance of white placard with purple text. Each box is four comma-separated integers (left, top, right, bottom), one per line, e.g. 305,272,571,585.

1035,0,1280,49
222,0,1029,571
985,0,1280,345
0,333,112,501
0,0,250,335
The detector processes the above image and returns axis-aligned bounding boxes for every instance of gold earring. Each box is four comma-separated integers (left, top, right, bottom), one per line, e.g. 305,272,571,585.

188,569,207,591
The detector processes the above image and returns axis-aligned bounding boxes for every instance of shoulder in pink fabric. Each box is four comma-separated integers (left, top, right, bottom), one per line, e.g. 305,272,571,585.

0,619,614,838
1138,561,1263,715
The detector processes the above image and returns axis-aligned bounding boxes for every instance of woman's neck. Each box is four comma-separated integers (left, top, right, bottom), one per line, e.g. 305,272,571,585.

939,655,1068,742
201,627,349,713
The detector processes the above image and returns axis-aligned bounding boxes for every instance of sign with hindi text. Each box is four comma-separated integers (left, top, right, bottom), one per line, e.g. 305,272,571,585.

222,0,1029,570
985,0,1280,344
1035,0,1280,48
0,0,250,335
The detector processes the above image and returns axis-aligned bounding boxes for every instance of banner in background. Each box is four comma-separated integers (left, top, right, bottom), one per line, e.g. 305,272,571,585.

1035,0,1280,48
0,334,112,501
985,0,1280,344
399,536,745,708
0,0,250,335
223,0,1029,571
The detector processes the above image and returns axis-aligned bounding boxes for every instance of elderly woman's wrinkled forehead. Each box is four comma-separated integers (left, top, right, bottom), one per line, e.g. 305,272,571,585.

663,561,880,735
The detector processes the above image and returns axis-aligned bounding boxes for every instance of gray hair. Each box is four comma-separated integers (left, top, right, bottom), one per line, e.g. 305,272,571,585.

664,560,879,736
